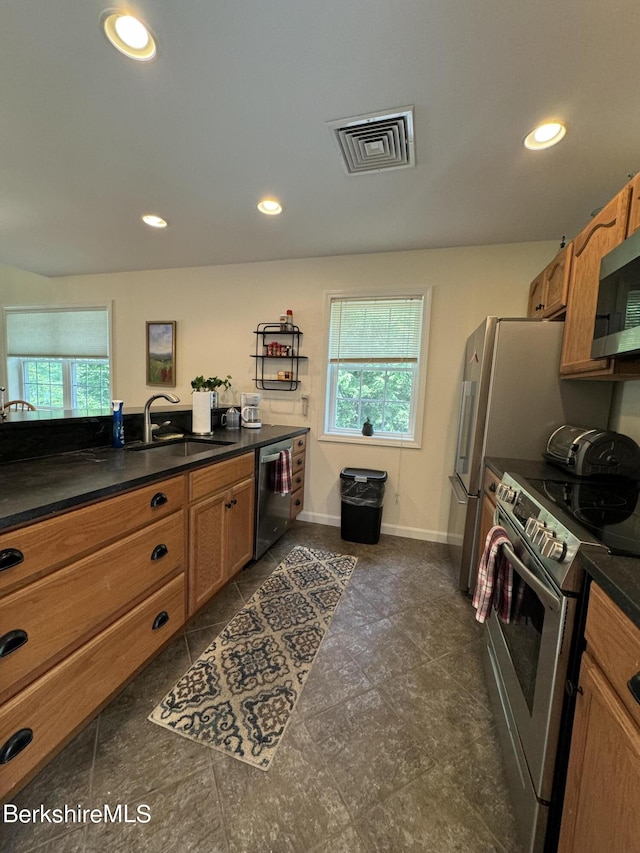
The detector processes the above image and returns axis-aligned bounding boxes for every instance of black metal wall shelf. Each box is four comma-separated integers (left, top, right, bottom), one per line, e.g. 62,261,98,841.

252,323,306,391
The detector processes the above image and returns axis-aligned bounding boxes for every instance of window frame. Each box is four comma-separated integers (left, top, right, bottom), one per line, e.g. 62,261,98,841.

319,289,432,448
1,303,113,411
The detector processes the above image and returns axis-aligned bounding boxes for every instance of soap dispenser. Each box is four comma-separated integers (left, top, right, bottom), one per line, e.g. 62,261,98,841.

111,400,125,448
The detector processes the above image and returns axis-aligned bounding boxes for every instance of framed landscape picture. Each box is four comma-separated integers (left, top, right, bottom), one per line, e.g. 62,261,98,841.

146,321,176,386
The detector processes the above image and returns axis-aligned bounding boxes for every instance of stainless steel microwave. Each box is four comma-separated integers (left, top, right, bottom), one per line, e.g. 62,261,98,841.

592,227,640,358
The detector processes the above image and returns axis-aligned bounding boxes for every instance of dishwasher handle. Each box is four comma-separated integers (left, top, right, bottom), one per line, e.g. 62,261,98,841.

260,446,292,464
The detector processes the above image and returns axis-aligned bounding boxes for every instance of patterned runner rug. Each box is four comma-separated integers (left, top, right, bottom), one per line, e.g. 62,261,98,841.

149,545,358,770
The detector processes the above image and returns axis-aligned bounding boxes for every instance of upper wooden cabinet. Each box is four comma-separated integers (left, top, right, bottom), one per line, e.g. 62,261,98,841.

626,172,640,238
545,243,572,317
559,182,640,377
527,270,546,318
527,243,573,319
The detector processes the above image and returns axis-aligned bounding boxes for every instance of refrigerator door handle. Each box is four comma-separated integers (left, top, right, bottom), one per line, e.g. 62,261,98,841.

455,380,475,475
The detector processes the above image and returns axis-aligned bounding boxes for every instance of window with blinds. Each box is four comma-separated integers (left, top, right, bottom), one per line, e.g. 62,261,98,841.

323,293,429,444
4,305,112,410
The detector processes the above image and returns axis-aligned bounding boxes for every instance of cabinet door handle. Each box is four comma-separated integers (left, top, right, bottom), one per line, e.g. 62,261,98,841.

231,498,238,506
150,492,168,508
295,476,302,485
489,481,497,492
152,611,170,631
225,501,232,509
628,672,640,705
294,498,302,507
297,439,304,447
0,548,24,573
0,728,33,764
151,544,168,561
0,629,28,658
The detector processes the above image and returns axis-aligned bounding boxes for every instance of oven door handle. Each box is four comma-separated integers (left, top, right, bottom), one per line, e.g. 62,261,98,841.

500,542,561,611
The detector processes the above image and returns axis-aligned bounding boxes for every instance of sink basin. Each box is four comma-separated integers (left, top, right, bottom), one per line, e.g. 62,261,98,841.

128,438,236,456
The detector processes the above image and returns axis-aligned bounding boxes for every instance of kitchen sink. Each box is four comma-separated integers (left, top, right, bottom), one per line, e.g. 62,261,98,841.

128,438,236,456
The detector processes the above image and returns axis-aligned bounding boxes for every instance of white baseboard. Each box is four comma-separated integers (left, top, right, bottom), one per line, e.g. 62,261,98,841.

297,510,448,544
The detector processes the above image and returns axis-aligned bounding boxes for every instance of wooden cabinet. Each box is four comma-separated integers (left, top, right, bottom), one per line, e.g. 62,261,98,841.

626,172,640,238
558,584,640,853
544,243,572,317
527,270,546,319
527,244,572,320
187,452,255,614
0,576,185,804
290,432,307,519
0,476,187,803
560,182,640,378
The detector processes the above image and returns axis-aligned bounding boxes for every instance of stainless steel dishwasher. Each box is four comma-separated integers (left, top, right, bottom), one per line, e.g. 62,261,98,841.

254,437,294,559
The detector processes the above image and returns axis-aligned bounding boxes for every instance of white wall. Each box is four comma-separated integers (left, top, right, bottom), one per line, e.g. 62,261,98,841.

2,242,559,540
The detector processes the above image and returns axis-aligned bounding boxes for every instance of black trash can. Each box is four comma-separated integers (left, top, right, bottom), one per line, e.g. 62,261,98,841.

339,468,387,544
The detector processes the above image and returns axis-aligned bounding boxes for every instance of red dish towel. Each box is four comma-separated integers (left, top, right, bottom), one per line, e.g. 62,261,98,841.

472,525,512,624
273,448,292,496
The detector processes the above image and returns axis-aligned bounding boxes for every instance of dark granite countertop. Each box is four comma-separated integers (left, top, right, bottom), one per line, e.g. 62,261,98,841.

486,456,640,629
0,424,308,533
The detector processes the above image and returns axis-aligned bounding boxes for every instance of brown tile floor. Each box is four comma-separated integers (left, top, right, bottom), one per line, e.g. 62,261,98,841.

3,522,522,853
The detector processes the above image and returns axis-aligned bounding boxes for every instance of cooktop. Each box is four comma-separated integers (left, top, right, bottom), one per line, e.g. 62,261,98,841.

527,476,640,558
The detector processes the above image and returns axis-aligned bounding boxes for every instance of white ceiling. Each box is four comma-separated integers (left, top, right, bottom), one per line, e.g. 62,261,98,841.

1,1,639,278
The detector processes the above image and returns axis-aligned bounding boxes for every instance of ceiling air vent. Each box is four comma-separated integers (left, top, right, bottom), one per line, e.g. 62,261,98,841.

327,107,415,175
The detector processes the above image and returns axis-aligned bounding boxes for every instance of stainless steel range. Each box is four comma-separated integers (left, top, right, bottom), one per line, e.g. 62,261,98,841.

484,472,614,853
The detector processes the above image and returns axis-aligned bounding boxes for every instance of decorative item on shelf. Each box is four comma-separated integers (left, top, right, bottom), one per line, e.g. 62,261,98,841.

362,418,374,436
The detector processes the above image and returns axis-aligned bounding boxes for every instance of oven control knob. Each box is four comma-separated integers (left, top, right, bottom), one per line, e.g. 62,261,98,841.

539,532,566,561
496,484,516,504
525,518,546,539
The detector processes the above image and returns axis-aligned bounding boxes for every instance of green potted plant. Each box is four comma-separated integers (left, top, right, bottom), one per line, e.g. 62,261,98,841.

190,374,232,394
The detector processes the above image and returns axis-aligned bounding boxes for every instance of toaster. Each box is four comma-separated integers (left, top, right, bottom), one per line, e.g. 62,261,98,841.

544,425,640,478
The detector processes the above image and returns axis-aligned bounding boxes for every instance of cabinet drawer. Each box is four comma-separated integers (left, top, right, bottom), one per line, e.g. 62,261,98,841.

292,450,305,473
0,511,185,703
189,453,255,502
483,467,499,507
291,486,304,519
0,476,186,597
291,468,305,494
586,583,640,728
0,574,185,803
292,433,307,453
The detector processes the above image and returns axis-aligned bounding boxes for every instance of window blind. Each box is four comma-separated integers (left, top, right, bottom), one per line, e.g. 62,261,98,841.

6,307,109,358
328,296,423,363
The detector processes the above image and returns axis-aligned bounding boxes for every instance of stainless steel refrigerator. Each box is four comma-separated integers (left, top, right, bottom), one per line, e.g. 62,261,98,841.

447,317,613,592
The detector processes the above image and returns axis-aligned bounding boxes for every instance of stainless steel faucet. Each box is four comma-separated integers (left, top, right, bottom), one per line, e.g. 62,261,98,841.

143,393,180,443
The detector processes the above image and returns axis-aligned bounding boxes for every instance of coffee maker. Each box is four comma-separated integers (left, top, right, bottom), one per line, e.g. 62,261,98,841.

240,392,262,429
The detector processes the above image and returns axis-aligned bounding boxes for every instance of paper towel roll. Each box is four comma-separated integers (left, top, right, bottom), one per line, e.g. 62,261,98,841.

192,391,213,434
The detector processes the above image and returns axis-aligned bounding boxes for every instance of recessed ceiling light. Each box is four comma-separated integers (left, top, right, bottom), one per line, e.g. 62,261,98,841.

524,122,567,150
102,12,157,61
142,214,168,228
257,199,283,215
